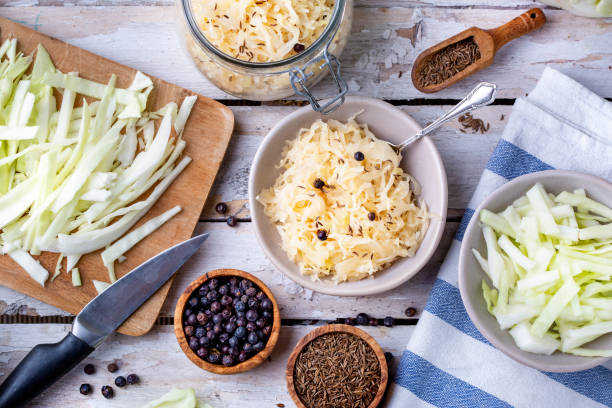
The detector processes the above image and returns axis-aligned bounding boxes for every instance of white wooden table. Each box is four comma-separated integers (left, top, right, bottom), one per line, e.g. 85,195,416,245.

0,1,610,407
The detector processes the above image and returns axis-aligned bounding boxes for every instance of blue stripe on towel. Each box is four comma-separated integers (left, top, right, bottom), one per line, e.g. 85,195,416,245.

425,279,612,406
486,140,554,180
395,350,513,408
455,208,475,242
425,279,489,344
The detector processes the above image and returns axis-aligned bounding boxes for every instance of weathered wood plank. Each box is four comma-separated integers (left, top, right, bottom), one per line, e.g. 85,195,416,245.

0,7,609,100
2,1,560,8
0,323,414,407
202,104,507,220
0,219,457,320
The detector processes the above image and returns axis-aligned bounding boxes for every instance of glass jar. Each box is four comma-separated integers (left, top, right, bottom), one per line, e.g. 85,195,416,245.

178,0,353,113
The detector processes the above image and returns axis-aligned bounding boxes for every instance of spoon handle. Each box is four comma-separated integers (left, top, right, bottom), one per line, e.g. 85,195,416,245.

397,82,497,151
488,8,546,53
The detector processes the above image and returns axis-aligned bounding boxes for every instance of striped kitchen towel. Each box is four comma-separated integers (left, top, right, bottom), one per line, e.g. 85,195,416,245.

386,67,612,408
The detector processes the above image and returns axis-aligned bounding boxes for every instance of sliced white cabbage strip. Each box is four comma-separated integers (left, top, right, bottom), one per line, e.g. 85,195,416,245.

474,183,612,357
0,40,196,287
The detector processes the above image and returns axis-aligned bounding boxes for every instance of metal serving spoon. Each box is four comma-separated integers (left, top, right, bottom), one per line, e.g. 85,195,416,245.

391,82,497,153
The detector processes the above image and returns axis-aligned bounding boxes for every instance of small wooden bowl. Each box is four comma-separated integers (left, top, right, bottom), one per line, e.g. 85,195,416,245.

174,268,281,374
286,324,388,408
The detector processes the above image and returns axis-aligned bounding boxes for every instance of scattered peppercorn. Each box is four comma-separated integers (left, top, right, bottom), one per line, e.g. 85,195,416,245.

101,385,114,399
83,364,95,375
313,178,325,189
79,384,92,395
126,374,140,385
293,43,305,53
354,151,365,161
356,313,369,325
107,362,118,373
383,316,395,327
226,216,237,227
368,212,376,221
317,229,328,241
404,307,417,317
114,376,127,388
215,202,228,214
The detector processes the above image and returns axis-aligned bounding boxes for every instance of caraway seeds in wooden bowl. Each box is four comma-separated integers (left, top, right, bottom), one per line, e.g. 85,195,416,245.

289,327,386,408
415,36,481,89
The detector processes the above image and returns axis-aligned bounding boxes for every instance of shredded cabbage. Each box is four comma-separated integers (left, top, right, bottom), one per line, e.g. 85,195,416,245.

141,388,213,408
195,0,334,62
539,0,612,17
474,183,612,356
0,40,195,288
257,116,429,283
71,268,81,287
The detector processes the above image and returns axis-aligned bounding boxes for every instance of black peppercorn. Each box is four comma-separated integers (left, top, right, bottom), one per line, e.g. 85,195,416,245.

79,383,92,395
126,374,140,385
354,151,365,161
114,376,127,388
197,347,209,359
383,316,395,327
186,313,197,326
197,312,208,325
293,43,305,53
101,385,114,399
83,364,95,375
313,178,325,189
208,352,220,364
317,229,328,241
235,326,247,338
226,216,237,227
222,354,234,367
107,363,118,373
246,309,258,322
405,307,417,317
215,202,228,214
356,313,369,325
368,212,376,221
260,298,273,311
253,341,265,352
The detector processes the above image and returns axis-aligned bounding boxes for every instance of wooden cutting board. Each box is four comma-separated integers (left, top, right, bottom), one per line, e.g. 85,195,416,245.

0,17,234,336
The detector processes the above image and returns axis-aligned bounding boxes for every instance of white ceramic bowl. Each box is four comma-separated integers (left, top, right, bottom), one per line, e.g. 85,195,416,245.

458,170,612,372
248,96,447,296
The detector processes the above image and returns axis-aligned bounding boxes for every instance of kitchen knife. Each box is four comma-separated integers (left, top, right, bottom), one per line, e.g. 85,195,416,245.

0,233,209,408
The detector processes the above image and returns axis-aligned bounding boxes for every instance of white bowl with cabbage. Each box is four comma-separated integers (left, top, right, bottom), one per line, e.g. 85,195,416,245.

249,96,447,296
459,170,612,372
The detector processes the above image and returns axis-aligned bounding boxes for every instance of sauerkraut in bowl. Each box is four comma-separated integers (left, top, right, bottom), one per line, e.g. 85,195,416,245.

257,116,429,283
178,0,352,103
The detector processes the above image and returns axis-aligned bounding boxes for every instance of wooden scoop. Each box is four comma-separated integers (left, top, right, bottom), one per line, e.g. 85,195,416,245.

412,8,546,93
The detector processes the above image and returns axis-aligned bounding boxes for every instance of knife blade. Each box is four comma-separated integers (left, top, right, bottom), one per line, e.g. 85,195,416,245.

0,233,209,408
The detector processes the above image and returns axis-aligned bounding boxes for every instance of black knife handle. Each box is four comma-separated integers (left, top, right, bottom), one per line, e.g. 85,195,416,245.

0,332,94,408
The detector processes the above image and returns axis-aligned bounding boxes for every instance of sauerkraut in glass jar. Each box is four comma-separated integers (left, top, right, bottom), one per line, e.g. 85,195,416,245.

178,0,353,113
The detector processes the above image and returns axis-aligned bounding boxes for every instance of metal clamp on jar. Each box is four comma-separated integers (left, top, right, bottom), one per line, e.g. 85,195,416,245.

178,0,353,113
